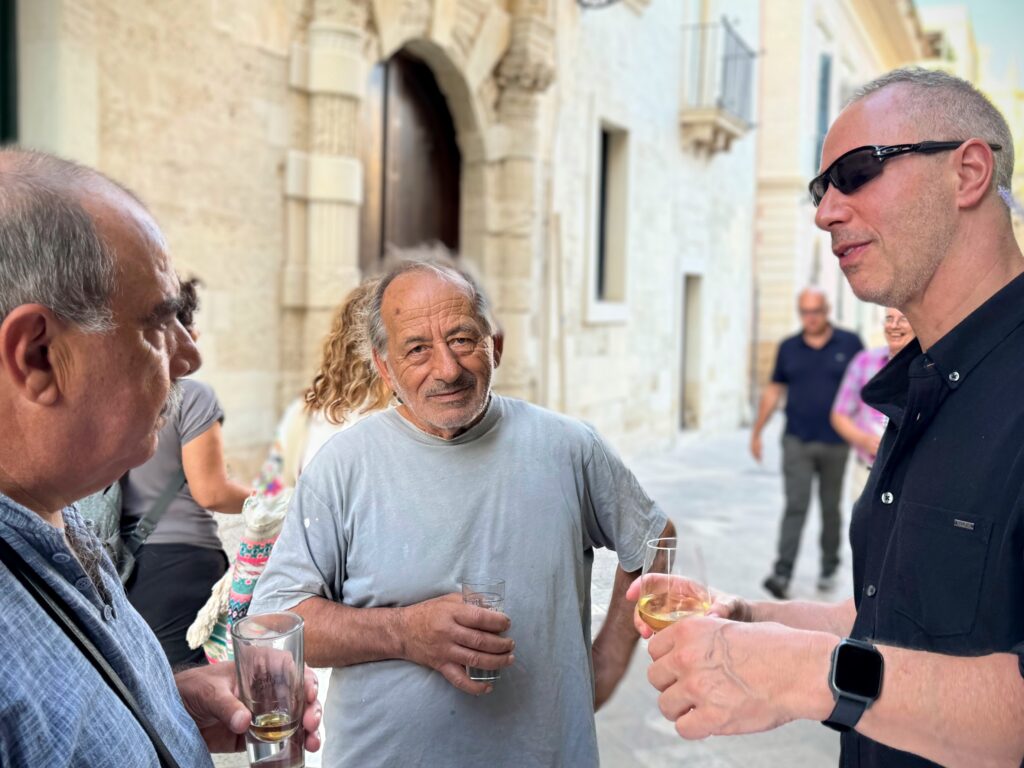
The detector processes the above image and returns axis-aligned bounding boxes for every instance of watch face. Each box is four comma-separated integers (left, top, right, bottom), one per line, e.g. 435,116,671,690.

834,642,883,699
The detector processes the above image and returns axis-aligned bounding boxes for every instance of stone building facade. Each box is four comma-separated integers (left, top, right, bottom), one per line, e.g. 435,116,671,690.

8,0,760,470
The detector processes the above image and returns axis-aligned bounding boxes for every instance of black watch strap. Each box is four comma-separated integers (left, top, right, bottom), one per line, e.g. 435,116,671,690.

823,694,867,732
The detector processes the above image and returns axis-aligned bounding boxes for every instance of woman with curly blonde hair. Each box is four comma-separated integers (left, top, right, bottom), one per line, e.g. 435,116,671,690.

304,277,391,426
261,279,392,490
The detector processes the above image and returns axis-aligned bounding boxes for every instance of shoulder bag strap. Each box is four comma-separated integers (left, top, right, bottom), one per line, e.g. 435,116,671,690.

0,536,182,768
125,469,186,556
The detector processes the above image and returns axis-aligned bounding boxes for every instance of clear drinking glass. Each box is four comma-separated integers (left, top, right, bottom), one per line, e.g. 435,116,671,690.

638,538,710,632
460,577,505,682
232,611,305,767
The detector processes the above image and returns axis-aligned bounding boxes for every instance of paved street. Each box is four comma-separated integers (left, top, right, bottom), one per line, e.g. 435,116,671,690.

216,421,852,767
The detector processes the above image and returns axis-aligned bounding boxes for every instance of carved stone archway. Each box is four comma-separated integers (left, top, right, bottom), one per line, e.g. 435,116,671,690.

280,0,555,407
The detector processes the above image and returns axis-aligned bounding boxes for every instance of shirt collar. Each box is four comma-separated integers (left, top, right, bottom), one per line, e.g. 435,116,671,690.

385,395,503,446
924,270,1024,391
864,270,1024,408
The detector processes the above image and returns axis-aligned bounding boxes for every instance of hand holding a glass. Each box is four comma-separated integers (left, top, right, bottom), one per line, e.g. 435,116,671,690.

173,646,321,757
398,589,515,694
232,611,313,767
632,538,711,638
627,539,751,639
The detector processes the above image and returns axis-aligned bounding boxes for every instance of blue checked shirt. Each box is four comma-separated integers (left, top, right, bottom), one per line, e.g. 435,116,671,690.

0,493,212,767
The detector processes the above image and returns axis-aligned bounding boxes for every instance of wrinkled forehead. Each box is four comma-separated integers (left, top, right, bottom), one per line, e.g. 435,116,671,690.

83,186,176,308
382,270,479,331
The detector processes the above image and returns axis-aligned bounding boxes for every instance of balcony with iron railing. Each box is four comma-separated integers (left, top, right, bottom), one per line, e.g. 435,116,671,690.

680,17,757,154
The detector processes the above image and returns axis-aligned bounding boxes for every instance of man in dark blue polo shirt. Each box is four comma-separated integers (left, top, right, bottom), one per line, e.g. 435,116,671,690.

751,288,862,599
629,68,1024,768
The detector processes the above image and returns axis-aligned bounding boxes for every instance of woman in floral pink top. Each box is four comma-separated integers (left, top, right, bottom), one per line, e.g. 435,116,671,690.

831,308,915,496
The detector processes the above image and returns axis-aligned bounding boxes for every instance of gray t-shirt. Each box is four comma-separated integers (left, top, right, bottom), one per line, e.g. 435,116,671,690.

251,396,668,767
122,378,225,550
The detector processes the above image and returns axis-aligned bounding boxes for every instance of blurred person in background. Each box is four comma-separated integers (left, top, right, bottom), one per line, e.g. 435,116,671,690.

831,308,915,499
124,276,252,666
751,288,863,598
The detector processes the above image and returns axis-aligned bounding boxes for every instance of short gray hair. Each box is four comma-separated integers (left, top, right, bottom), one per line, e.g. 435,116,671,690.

0,149,123,332
850,67,1014,193
368,244,497,356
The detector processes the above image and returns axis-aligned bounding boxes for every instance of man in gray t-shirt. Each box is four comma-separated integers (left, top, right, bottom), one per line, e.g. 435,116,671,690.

252,256,672,767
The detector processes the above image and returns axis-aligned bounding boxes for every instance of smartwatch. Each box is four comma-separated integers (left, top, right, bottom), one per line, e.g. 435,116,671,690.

822,637,884,733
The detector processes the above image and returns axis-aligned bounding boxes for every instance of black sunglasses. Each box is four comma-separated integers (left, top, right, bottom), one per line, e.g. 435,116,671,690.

809,140,1002,207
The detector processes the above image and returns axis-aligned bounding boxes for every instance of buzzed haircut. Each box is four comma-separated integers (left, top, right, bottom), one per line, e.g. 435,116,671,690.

850,67,1014,193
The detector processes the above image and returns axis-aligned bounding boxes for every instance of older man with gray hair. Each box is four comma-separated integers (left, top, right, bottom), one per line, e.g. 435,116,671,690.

630,67,1024,768
252,251,672,767
0,148,322,766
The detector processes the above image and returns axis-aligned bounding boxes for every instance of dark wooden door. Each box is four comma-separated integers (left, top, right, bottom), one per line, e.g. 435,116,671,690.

359,51,461,273
1,0,16,143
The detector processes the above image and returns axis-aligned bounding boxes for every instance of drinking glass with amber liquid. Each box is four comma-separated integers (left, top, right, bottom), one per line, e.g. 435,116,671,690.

232,611,305,767
638,537,710,632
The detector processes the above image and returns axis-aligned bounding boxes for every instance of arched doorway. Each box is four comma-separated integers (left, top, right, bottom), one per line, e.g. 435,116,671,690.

359,50,461,273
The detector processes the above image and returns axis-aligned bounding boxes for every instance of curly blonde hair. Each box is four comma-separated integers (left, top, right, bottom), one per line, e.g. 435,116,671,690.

304,278,392,425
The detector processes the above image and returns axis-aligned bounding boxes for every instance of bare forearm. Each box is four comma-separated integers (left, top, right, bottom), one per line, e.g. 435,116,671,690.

290,596,405,668
830,412,869,451
594,566,641,663
200,481,251,514
859,648,1024,767
752,385,783,435
750,597,855,636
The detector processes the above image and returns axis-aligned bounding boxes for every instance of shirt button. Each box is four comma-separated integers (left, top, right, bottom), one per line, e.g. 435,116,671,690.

75,577,91,592
865,584,877,597
949,371,960,382
881,492,894,504
102,605,115,621
52,553,71,565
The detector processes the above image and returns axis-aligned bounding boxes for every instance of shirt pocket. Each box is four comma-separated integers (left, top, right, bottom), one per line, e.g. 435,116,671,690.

888,502,991,638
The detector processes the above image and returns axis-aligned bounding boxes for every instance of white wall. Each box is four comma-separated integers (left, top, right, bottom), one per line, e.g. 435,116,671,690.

549,0,760,449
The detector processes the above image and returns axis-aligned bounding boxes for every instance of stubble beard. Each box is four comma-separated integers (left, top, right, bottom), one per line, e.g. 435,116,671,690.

844,192,954,309
388,362,493,435
160,381,184,425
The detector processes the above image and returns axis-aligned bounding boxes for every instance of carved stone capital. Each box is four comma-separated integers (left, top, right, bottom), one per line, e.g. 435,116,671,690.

495,15,555,94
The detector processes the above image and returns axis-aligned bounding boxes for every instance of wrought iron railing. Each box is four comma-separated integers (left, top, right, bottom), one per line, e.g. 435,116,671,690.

681,17,756,127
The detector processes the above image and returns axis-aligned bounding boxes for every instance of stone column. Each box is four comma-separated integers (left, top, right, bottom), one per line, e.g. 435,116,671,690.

284,2,369,396
488,5,555,403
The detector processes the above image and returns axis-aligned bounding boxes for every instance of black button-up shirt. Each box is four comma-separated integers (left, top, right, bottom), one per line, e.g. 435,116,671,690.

843,272,1024,767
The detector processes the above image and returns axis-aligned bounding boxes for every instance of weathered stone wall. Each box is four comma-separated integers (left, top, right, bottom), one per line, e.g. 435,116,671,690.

549,0,758,451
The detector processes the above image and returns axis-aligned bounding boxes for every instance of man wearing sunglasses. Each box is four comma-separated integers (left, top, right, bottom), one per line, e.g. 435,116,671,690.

629,68,1024,767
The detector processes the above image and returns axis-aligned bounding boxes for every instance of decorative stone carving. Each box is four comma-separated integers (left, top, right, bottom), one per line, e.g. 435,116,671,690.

495,15,555,93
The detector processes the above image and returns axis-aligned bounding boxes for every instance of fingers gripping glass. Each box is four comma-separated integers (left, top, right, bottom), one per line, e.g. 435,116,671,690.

638,538,710,632
808,140,1002,207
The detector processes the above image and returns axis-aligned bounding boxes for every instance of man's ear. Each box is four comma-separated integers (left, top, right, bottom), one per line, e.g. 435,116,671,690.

492,331,504,369
955,139,996,209
372,348,394,392
0,304,64,406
